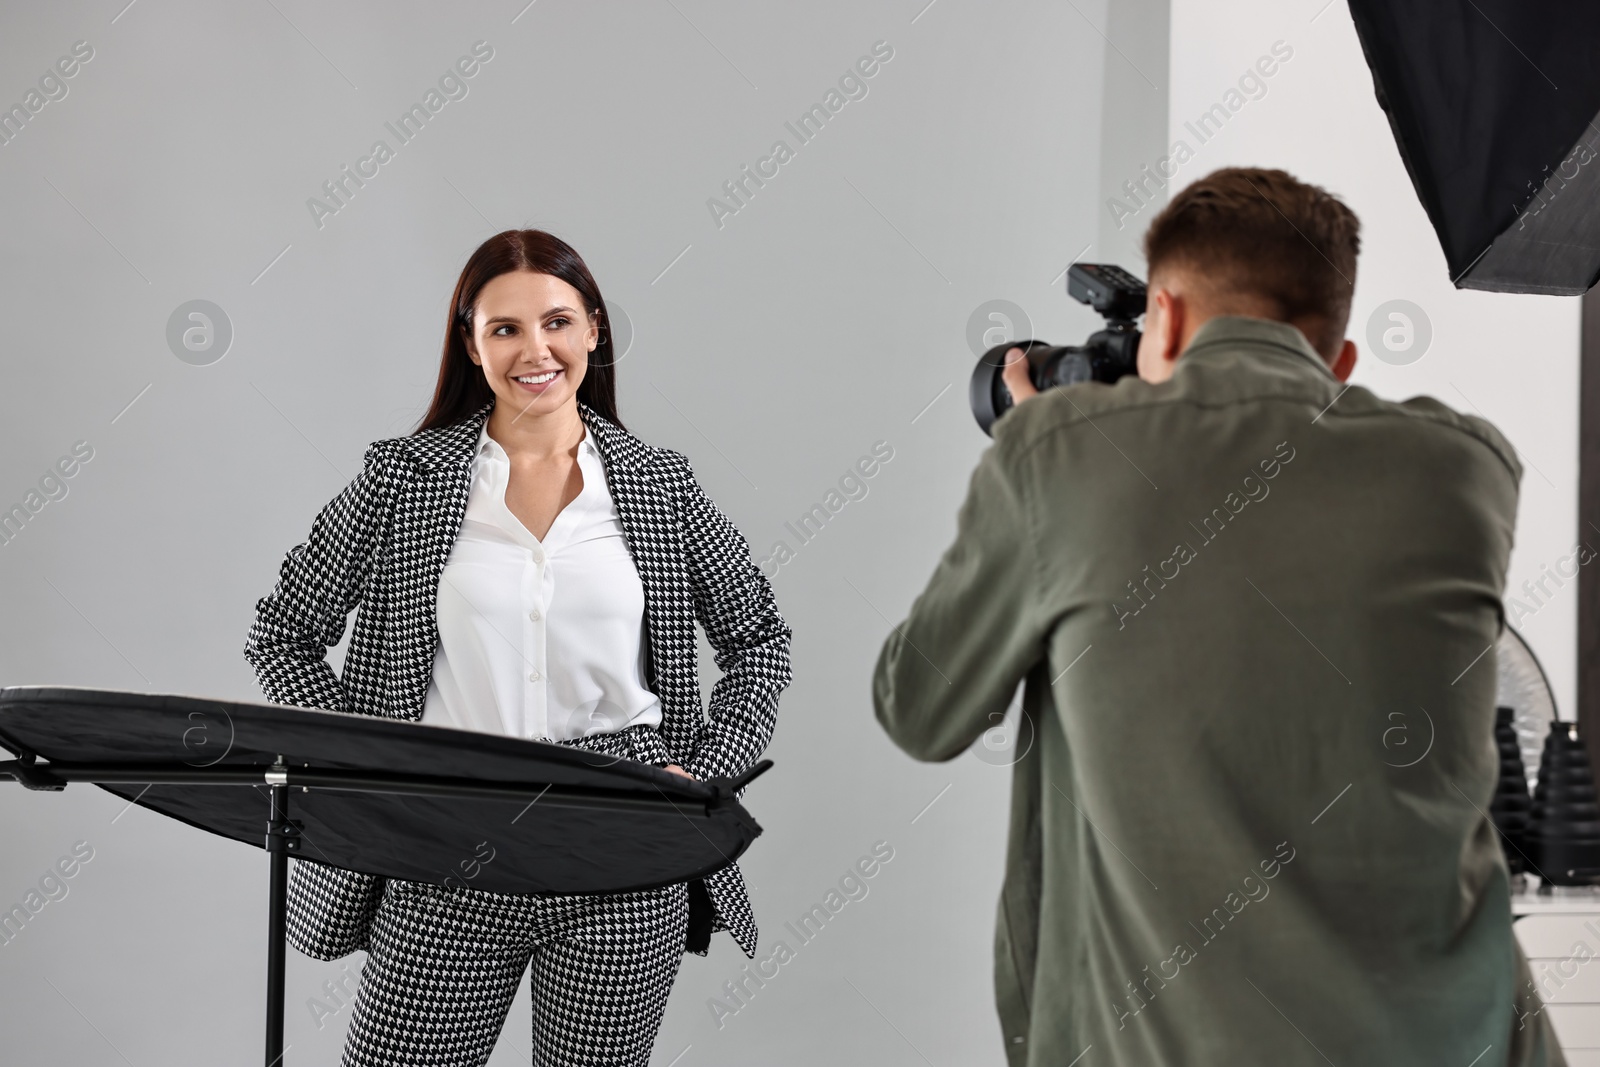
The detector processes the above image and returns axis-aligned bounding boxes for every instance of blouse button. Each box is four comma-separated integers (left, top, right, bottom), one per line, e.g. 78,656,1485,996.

528,670,541,682
531,549,545,564
529,609,541,621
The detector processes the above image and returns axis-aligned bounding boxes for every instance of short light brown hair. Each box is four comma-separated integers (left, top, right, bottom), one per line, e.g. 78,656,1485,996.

1142,167,1360,357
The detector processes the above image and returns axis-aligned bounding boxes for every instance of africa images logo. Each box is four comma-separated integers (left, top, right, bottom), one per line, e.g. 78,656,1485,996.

706,40,895,230
1113,441,1296,628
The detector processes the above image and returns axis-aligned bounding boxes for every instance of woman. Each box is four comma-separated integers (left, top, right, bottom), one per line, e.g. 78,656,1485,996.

243,230,793,1066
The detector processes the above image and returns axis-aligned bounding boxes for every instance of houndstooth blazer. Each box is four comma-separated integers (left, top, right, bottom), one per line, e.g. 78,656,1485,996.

242,397,792,960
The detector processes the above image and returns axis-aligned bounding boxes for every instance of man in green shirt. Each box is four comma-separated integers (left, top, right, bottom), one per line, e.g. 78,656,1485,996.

872,166,1561,1066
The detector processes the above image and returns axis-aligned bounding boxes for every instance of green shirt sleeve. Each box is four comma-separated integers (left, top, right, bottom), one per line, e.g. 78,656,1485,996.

872,426,1056,762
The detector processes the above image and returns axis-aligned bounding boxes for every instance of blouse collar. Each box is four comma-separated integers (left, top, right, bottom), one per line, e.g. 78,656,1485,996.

474,418,601,463
402,398,651,475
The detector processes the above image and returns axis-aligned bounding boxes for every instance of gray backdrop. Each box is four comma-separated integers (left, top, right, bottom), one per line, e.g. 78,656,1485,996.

0,1,1166,1063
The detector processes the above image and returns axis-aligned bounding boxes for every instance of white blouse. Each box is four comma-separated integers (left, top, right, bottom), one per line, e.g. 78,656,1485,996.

419,420,664,743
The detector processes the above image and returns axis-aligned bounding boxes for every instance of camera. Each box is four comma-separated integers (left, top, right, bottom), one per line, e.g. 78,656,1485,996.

969,264,1148,436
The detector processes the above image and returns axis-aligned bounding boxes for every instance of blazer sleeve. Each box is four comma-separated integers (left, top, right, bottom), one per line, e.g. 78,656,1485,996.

553,723,673,769
665,452,794,783
872,429,1056,762
243,442,396,714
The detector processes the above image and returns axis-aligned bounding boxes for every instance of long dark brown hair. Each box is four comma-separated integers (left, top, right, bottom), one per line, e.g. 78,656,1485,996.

412,229,624,434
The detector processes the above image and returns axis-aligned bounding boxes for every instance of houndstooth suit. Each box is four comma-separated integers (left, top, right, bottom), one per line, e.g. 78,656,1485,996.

243,397,793,965
342,877,691,1064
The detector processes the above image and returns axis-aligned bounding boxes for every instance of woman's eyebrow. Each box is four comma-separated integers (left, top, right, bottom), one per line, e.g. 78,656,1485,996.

483,306,576,326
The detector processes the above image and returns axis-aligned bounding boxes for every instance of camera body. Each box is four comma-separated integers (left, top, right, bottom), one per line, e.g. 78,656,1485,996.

969,264,1148,436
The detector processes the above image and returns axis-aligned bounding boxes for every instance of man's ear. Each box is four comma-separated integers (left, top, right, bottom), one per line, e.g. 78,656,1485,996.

1156,288,1185,366
1330,338,1357,382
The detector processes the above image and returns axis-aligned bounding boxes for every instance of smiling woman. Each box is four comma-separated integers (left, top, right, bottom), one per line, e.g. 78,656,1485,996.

243,228,793,1066
416,231,625,432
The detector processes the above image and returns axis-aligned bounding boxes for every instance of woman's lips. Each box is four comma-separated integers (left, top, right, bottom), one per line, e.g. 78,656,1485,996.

513,368,562,393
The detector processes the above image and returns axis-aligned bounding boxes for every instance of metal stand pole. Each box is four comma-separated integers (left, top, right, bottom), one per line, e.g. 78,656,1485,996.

264,759,298,1067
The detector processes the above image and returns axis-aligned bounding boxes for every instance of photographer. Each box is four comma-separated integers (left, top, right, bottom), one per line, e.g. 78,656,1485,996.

872,167,1561,1066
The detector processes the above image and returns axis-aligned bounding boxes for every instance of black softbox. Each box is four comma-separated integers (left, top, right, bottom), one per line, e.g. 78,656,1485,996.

1347,1,1600,294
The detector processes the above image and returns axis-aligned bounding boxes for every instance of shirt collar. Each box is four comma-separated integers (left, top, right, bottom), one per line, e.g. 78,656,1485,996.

475,420,601,461
1177,315,1338,381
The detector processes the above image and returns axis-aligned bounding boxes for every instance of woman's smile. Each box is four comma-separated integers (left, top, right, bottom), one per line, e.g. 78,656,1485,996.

512,367,563,393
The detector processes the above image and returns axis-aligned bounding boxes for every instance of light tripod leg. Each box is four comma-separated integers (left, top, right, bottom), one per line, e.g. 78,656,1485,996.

266,780,288,1067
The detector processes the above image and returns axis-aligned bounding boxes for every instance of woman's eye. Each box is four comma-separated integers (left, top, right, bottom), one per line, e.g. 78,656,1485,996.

547,317,569,329
493,325,515,336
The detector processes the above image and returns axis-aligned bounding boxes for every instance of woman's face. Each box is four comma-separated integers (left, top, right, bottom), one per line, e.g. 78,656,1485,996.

467,270,596,418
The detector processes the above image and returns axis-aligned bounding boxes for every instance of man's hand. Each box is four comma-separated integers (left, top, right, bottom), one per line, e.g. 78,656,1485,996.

1001,346,1039,405
662,763,696,780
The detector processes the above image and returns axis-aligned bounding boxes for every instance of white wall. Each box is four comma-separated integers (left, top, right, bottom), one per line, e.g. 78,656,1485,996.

1161,0,1582,716
0,3,1124,1065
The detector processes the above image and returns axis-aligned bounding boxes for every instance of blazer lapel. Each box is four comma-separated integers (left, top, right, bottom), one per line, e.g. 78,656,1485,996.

389,399,492,722
578,403,700,758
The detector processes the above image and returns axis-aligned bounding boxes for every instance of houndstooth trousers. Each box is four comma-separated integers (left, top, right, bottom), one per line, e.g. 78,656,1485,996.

340,875,688,1066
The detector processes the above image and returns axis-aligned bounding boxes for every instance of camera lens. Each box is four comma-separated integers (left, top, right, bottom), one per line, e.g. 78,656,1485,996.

969,341,1098,436
967,264,1147,436
969,340,1035,436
